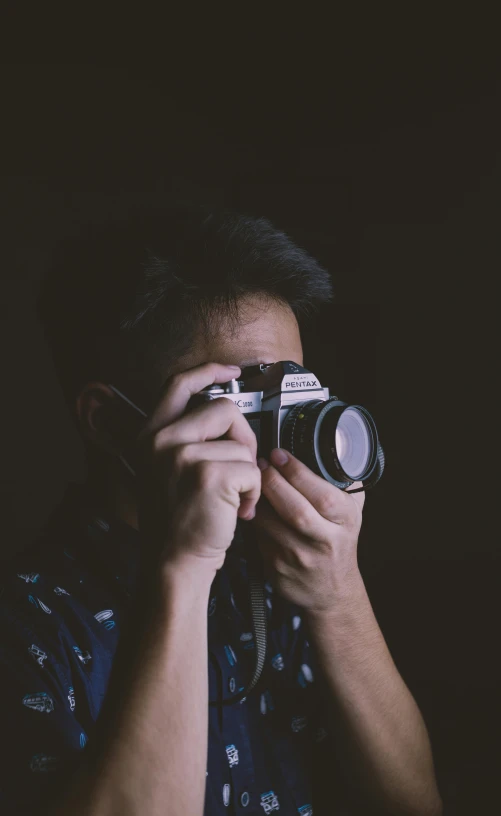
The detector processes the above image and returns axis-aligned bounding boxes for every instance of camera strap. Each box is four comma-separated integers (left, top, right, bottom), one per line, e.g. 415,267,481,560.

209,520,268,706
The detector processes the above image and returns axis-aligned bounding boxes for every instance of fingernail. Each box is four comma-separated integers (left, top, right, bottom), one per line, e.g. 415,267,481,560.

245,508,256,520
257,457,269,471
270,448,288,466
227,365,241,370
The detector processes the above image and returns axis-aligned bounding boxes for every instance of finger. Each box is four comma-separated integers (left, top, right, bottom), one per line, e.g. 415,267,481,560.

172,441,255,518
144,362,241,436
154,397,257,461
264,450,351,525
259,463,327,537
224,461,263,518
167,441,256,519
172,440,255,468
156,442,257,522
194,460,262,517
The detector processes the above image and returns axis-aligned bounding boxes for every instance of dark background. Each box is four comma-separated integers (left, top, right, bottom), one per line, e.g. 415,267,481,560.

1,50,499,813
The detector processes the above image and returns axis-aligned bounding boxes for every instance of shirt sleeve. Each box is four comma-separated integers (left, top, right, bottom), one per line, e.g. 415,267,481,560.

0,599,90,813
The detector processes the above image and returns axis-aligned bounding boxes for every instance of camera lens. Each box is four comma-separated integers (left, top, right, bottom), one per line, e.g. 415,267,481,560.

280,398,379,489
335,408,371,480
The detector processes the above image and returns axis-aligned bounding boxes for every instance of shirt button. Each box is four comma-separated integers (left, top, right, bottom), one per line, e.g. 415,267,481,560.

240,791,250,807
228,677,236,693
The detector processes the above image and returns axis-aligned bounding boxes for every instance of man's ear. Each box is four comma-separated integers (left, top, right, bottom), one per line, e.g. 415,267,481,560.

76,382,123,456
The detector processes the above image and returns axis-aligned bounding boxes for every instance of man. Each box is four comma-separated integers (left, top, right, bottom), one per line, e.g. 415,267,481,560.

0,208,442,814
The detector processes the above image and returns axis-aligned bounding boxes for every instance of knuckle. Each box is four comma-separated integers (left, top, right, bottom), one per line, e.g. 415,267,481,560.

238,423,258,455
295,546,314,570
214,398,257,452
214,395,237,413
193,459,219,491
169,371,184,389
204,396,232,420
209,361,223,377
151,427,171,456
316,497,337,519
172,444,191,472
295,508,313,533
248,433,258,456
238,444,254,462
265,473,281,492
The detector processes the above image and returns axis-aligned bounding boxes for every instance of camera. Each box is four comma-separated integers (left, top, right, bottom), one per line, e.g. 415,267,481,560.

187,360,384,492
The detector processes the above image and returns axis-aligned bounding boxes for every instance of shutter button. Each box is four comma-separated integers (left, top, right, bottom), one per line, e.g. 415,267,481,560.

240,791,250,807
228,677,236,693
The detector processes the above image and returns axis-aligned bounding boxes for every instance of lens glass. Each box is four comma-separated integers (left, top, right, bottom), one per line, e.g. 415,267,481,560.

335,408,371,479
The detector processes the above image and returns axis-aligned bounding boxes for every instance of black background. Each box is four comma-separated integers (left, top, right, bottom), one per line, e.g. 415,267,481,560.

1,45,499,813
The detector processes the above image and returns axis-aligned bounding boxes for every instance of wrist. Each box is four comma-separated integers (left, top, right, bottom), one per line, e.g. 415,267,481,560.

135,557,216,631
159,554,218,593
304,565,366,624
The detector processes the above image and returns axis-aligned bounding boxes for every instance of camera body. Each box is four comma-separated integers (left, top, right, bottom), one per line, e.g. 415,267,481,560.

187,360,384,491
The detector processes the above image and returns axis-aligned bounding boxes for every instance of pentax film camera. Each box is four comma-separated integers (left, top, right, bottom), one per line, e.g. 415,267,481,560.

187,361,384,492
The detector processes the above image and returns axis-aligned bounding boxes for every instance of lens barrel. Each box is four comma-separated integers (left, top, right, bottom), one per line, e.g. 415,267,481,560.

280,398,382,489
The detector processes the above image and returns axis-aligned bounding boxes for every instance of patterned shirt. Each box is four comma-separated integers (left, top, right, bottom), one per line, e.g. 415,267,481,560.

0,483,355,814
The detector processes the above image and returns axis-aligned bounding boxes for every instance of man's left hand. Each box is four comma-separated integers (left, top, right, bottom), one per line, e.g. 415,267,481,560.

250,448,366,614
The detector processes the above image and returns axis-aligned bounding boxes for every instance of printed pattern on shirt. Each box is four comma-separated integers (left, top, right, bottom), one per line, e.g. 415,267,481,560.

0,484,342,814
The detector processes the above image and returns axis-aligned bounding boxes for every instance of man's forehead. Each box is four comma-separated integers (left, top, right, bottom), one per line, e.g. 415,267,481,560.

153,299,303,392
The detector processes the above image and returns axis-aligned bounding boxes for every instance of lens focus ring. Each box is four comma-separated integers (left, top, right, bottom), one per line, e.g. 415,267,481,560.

281,398,379,488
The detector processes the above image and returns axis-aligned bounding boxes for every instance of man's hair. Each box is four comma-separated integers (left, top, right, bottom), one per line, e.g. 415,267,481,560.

37,206,334,412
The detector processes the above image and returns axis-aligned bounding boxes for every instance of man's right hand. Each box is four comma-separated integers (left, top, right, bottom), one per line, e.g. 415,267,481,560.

135,362,262,575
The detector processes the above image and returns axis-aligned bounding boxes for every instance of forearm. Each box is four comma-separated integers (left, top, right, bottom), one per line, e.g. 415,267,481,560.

305,568,442,816
50,560,215,816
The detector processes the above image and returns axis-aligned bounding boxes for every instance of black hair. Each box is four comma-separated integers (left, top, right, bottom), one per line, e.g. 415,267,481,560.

37,206,334,413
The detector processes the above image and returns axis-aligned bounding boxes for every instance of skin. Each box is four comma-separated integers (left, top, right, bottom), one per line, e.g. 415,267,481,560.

76,294,304,527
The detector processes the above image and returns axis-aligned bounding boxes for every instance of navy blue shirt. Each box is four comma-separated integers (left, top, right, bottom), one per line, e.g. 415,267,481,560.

0,483,355,814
